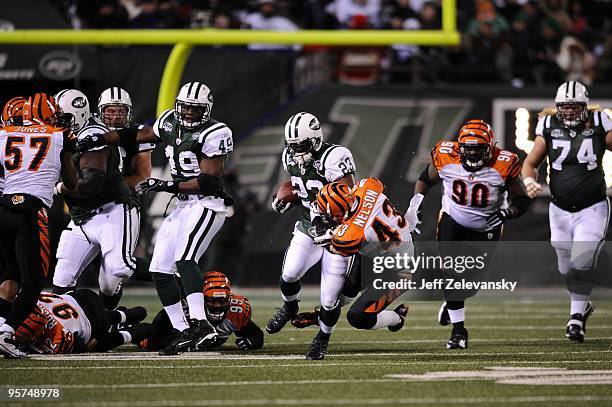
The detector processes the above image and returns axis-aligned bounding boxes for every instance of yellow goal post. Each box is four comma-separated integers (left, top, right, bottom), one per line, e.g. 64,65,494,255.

0,0,459,116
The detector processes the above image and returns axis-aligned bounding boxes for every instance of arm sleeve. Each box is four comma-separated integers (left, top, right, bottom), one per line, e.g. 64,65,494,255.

323,146,356,181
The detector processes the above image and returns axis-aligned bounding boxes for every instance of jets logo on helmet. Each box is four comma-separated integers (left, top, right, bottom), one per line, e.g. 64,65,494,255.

284,112,323,170
457,119,495,172
203,271,231,323
175,81,213,129
55,89,91,132
554,81,590,128
98,87,133,130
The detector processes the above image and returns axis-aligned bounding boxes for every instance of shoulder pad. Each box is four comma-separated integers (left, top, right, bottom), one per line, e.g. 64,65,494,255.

431,141,460,170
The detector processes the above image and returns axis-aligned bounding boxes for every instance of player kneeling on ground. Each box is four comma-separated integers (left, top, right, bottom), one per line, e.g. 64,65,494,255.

11,290,151,355
293,178,417,357
139,271,263,352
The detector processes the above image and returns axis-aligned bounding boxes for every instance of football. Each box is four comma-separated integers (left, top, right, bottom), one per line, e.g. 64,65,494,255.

275,181,299,204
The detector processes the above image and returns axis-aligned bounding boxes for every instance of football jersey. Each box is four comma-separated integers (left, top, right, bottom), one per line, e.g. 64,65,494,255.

64,118,131,224
332,177,411,256
14,292,92,354
153,110,233,212
431,141,521,231
0,124,66,207
213,294,252,338
282,142,356,238
535,111,610,211
118,123,156,207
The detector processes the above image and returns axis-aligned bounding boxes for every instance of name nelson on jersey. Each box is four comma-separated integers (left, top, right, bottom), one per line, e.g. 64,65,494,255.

352,189,380,228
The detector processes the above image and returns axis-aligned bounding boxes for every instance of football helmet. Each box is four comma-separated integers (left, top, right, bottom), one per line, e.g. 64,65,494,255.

55,89,91,132
175,82,213,129
1,96,26,126
202,271,231,324
22,93,60,126
457,119,495,172
316,182,352,224
555,81,589,127
98,87,132,130
284,112,323,169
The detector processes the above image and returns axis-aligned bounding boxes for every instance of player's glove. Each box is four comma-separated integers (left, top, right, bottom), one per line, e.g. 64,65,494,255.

485,208,513,229
271,194,294,213
523,176,543,199
134,178,179,195
310,216,331,236
235,337,254,350
313,228,334,247
405,193,424,235
77,133,106,152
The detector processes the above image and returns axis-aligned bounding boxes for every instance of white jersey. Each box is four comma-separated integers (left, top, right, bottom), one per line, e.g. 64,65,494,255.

0,124,65,207
36,293,92,344
431,141,521,231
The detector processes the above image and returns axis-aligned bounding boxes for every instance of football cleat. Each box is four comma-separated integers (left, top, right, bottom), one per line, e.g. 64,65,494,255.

447,327,468,350
266,305,296,334
291,306,321,329
117,306,148,329
0,331,29,359
388,304,409,332
306,331,330,360
158,328,194,356
189,319,219,351
437,301,451,326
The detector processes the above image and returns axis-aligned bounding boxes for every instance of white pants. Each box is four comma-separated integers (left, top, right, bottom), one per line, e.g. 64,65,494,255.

150,202,225,275
550,199,610,275
53,203,139,295
282,225,353,310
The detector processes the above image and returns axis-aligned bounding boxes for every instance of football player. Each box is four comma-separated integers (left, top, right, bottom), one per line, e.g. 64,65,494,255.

410,119,530,349
0,93,79,358
52,89,149,310
139,271,263,352
294,178,415,337
77,81,233,355
522,81,612,343
0,96,26,327
13,290,151,355
267,112,357,360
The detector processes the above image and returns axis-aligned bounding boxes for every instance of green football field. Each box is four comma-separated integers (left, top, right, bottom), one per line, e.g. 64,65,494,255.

2,288,612,407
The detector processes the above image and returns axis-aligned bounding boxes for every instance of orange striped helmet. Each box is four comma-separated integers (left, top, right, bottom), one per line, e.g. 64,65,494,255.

457,119,495,172
203,271,231,323
2,96,26,126
316,182,352,223
22,93,60,126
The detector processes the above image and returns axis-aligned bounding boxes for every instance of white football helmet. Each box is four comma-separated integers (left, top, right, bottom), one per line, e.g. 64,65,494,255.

175,82,213,129
98,87,132,130
284,112,323,168
55,88,90,132
554,81,589,127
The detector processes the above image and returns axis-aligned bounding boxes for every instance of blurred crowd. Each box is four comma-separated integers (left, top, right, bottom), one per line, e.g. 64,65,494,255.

51,0,612,85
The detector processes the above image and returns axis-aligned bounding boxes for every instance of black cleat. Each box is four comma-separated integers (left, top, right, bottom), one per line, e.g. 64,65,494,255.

189,319,218,351
389,304,409,332
125,323,155,344
158,328,194,356
291,306,321,329
306,331,330,360
447,327,468,349
438,301,450,326
267,305,296,334
118,306,148,326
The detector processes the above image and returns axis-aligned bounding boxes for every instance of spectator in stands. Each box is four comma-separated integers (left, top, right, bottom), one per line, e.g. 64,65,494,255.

76,0,129,28
556,36,596,85
325,0,382,29
530,17,564,84
242,0,299,50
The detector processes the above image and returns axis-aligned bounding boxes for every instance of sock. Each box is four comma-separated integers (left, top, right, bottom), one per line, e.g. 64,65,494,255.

284,300,299,315
120,331,132,344
448,308,465,324
176,260,204,300
130,257,152,282
100,289,123,310
319,302,341,334
186,292,207,320
372,310,402,329
164,302,189,331
317,329,331,339
117,310,127,324
570,300,589,316
280,277,301,302
151,272,182,306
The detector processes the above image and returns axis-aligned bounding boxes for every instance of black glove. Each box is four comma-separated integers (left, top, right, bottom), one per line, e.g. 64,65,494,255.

485,208,513,229
77,133,106,152
134,178,179,196
235,337,254,350
310,216,332,237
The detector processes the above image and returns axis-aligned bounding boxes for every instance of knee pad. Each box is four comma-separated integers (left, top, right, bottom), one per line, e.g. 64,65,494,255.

346,308,376,330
